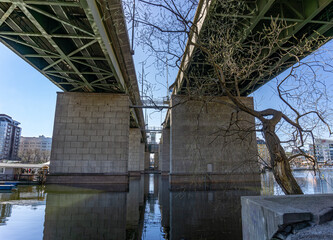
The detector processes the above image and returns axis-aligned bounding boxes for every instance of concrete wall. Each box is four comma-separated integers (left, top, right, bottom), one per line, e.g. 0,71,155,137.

139,143,145,173
0,168,15,181
160,128,170,174
158,142,163,170
144,152,150,171
241,195,333,240
128,128,143,175
170,95,260,186
49,92,130,183
154,153,159,170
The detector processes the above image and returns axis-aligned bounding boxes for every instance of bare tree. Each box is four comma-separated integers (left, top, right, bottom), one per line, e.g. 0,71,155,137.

19,149,50,164
130,0,333,194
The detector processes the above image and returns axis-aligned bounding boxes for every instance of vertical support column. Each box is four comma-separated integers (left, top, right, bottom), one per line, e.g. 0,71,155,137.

144,151,150,172
139,143,145,173
48,92,130,184
153,153,159,171
169,95,260,188
129,128,142,176
160,128,170,175
158,142,163,170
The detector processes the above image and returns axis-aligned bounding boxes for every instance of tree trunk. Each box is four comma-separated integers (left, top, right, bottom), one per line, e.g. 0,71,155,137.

263,122,303,195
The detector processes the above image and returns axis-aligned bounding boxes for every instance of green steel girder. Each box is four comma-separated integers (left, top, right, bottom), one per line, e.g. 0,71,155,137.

0,0,81,7
0,0,122,92
214,14,333,25
41,40,98,71
241,0,276,42
239,0,333,95
70,59,113,74
0,0,144,128
81,0,126,92
0,31,96,39
0,3,15,26
175,0,333,96
24,3,94,36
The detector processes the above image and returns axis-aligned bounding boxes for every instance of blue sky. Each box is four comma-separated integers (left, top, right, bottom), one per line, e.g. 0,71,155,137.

0,42,59,137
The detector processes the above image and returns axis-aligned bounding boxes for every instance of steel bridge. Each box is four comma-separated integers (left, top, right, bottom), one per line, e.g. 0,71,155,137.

0,0,144,129
173,0,333,96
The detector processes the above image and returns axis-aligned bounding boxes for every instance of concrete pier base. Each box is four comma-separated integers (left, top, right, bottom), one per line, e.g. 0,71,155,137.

169,95,260,188
48,92,130,184
169,173,261,190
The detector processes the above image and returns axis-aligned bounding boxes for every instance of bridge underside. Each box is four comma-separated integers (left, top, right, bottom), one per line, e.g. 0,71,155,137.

175,0,333,96
0,0,144,128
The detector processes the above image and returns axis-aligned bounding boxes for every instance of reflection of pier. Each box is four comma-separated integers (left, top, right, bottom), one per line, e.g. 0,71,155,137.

0,204,11,225
0,186,45,202
41,175,260,239
43,187,128,240
0,175,262,239
0,186,45,227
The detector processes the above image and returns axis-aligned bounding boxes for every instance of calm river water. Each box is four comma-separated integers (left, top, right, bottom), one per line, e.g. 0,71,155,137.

0,170,332,240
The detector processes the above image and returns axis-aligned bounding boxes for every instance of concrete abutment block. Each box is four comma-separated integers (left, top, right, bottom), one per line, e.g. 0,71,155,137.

169,95,260,188
48,92,130,184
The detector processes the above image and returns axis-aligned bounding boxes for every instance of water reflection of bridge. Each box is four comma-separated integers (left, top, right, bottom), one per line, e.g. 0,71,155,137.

41,175,259,240
0,171,333,239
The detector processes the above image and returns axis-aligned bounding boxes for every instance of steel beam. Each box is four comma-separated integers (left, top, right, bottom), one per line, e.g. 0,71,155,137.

16,1,95,91
0,0,80,7
0,3,16,27
240,0,333,95
49,4,109,93
0,32,96,39
23,4,94,37
0,35,58,56
241,0,276,42
81,0,126,91
42,39,97,71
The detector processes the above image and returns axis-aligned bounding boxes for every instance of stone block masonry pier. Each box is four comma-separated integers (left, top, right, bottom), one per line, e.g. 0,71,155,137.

48,92,130,185
159,128,170,175
129,128,144,176
169,95,260,189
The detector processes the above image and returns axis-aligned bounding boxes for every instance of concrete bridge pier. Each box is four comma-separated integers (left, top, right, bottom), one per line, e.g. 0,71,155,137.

140,143,145,174
159,128,170,175
128,128,144,176
153,153,159,171
169,95,260,189
48,92,130,185
144,151,150,171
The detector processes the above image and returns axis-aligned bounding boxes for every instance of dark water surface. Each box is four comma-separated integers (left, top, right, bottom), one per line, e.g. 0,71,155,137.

0,170,332,240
